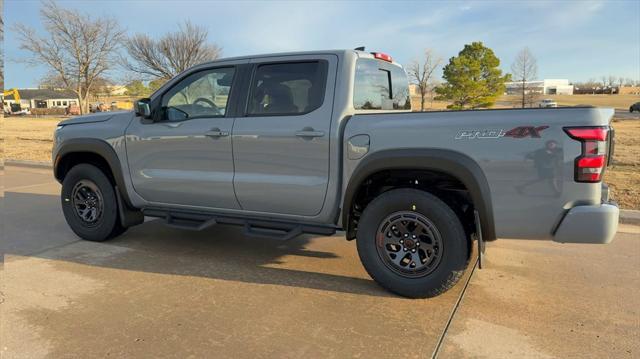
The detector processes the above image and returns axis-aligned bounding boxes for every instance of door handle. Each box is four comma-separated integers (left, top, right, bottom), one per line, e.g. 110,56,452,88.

204,128,229,138
295,129,325,138
163,122,183,128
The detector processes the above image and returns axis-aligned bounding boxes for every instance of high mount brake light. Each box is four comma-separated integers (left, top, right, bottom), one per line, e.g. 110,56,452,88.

372,52,393,62
564,126,610,183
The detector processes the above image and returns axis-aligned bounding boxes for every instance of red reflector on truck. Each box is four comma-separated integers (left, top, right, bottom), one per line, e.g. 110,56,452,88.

372,52,393,62
565,127,608,141
577,155,605,168
564,126,610,183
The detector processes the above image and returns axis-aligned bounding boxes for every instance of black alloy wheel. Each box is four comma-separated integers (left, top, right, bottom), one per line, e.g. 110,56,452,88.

71,179,104,226
375,211,443,278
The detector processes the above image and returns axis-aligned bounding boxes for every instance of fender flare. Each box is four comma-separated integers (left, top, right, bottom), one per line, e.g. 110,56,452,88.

54,138,134,209
341,148,496,242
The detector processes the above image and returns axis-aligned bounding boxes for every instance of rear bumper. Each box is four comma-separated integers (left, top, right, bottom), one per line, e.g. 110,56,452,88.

553,203,619,244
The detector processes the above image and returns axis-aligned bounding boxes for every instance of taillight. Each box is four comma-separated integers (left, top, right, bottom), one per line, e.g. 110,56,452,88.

372,52,393,62
564,126,609,183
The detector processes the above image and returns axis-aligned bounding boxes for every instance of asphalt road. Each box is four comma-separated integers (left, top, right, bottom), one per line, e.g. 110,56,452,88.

1,166,638,358
614,109,640,120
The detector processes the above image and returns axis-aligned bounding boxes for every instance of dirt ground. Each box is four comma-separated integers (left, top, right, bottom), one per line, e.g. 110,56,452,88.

3,116,639,209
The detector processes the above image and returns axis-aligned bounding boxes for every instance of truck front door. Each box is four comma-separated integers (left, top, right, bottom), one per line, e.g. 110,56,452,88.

126,65,242,209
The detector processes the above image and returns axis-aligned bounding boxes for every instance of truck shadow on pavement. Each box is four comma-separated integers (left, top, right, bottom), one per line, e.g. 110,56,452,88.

5,192,392,298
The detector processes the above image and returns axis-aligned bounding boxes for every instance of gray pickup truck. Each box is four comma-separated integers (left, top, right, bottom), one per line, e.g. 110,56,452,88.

53,49,618,298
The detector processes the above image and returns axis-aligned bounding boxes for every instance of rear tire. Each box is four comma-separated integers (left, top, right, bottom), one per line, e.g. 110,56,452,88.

61,164,126,241
356,189,469,298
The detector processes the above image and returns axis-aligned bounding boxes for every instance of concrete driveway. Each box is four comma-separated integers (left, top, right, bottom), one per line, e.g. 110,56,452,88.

1,166,638,358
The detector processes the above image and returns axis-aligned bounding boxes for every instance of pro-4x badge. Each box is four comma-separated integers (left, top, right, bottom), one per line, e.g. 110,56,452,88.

504,126,549,138
455,126,549,139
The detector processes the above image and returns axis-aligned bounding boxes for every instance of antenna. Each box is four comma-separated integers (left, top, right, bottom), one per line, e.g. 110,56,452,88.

354,46,365,51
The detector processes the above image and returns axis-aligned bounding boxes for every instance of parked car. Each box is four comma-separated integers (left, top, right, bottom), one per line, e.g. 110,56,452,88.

629,102,640,112
52,49,618,298
90,102,109,113
539,99,558,108
66,104,81,116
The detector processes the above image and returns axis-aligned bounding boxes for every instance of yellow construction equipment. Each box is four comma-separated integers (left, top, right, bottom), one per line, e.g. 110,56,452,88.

3,88,21,102
2,88,27,115
110,101,134,111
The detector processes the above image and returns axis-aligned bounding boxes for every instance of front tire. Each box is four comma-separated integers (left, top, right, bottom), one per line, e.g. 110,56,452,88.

61,164,126,241
356,189,469,298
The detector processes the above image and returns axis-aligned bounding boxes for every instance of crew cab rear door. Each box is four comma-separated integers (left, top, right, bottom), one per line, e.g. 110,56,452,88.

232,54,338,216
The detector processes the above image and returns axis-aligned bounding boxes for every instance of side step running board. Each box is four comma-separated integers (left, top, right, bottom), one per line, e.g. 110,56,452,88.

165,214,218,231
243,223,303,241
145,208,336,241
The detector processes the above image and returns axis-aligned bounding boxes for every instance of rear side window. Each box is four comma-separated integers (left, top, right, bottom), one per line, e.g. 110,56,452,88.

353,59,411,110
248,61,327,116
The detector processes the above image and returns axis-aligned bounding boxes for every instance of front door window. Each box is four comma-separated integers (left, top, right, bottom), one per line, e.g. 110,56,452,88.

162,67,235,121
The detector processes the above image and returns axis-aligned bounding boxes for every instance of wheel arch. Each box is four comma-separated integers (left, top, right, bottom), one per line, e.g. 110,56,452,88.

341,148,496,242
54,138,134,208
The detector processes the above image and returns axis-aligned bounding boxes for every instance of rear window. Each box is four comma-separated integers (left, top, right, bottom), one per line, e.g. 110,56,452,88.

353,59,411,111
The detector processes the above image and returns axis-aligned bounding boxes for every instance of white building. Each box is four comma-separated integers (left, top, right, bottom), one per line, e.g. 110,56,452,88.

506,79,574,95
3,88,78,110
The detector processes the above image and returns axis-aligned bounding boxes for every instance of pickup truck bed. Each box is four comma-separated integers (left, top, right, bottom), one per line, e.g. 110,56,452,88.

343,107,617,242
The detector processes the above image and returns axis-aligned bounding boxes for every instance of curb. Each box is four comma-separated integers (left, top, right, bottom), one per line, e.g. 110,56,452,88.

4,159,640,226
5,159,53,169
620,210,640,226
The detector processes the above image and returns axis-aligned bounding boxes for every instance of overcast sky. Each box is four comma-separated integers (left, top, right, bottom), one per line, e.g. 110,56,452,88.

4,0,640,88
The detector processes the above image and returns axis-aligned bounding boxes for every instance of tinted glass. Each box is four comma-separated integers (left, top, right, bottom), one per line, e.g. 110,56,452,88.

162,67,235,121
353,59,411,110
248,62,326,115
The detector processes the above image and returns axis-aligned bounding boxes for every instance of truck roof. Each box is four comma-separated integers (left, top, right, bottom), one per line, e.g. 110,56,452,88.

198,49,403,68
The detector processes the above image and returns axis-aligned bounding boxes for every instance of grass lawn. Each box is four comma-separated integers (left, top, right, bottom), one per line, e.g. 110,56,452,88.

606,120,640,209
4,115,639,209
4,117,64,163
548,94,640,111
499,94,640,110
414,94,640,111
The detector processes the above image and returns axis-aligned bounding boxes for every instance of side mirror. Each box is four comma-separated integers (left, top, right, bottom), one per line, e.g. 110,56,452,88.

134,99,151,118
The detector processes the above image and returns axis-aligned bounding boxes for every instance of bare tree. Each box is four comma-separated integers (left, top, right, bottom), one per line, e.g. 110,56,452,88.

600,76,607,91
13,0,124,114
510,47,539,108
407,49,441,111
122,21,221,81
607,75,617,94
